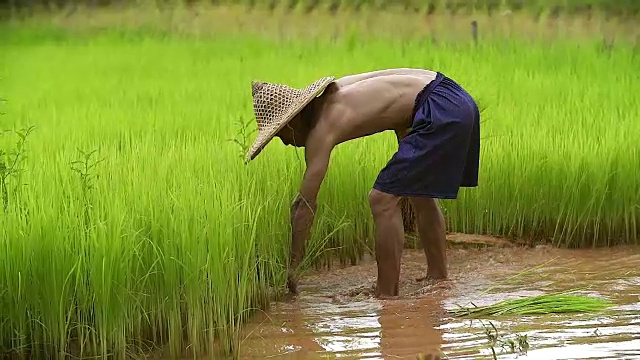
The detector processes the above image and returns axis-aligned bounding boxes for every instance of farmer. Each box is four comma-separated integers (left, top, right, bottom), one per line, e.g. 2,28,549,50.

245,68,480,298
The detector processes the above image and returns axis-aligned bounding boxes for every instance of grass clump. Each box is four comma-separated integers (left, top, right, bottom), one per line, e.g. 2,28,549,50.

447,289,614,318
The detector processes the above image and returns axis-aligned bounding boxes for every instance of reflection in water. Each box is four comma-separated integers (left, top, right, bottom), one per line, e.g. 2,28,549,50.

305,299,382,356
238,247,640,359
239,296,445,359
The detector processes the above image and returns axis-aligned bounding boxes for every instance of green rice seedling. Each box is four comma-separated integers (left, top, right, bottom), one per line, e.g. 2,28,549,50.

0,5,639,360
447,289,615,318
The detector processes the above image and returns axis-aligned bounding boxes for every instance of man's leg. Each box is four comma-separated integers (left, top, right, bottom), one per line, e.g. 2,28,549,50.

368,189,404,297
410,197,448,280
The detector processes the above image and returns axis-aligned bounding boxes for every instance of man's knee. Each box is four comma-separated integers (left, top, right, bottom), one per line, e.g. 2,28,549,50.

369,189,401,217
410,197,444,220
409,197,438,211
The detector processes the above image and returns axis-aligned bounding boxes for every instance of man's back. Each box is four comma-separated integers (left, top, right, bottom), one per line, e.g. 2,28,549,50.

335,68,438,88
316,71,437,145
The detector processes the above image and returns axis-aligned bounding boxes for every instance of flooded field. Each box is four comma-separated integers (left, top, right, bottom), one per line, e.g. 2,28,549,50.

236,236,640,359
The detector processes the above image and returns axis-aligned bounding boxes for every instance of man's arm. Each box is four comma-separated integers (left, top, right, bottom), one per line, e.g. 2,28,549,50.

287,129,334,294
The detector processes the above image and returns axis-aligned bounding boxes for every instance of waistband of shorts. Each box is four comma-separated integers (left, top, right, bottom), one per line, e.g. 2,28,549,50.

412,71,445,117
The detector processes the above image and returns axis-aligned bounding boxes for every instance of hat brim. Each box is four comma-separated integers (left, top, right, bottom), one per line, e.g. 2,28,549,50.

245,77,335,163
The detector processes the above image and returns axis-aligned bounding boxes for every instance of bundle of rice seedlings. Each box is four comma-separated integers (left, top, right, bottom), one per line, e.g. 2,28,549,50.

447,288,614,318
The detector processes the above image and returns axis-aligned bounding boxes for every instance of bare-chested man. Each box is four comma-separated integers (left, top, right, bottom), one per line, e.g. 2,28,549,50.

246,68,480,298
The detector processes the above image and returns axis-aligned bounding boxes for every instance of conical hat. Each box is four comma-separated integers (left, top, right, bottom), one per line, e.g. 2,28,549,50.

245,76,336,162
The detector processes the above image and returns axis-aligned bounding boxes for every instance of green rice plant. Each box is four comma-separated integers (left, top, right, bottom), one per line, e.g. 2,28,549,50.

0,6,638,360
447,289,615,318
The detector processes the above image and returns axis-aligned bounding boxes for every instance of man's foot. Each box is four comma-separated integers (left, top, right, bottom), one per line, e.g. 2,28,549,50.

375,288,400,299
375,283,400,300
376,293,401,300
374,279,401,299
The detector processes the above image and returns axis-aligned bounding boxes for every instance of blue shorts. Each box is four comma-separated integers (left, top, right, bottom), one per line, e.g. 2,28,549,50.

373,72,480,199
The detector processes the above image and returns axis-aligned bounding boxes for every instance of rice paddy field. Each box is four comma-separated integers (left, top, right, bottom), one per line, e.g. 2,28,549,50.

1,2,639,359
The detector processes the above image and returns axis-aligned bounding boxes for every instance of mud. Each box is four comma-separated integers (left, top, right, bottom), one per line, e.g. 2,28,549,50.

236,235,640,359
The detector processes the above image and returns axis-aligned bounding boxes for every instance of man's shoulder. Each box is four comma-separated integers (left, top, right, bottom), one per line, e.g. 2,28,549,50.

304,99,350,146
314,99,352,131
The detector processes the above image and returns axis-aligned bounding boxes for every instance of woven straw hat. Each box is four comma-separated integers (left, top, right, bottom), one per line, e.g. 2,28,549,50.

245,76,336,162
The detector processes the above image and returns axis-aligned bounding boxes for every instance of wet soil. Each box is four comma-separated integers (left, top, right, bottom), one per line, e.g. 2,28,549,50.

236,234,640,359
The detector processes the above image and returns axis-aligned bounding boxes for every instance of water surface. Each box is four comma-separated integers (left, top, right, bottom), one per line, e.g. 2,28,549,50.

237,245,640,359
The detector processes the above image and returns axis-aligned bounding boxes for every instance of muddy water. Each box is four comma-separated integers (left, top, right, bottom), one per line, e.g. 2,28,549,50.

237,237,640,359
